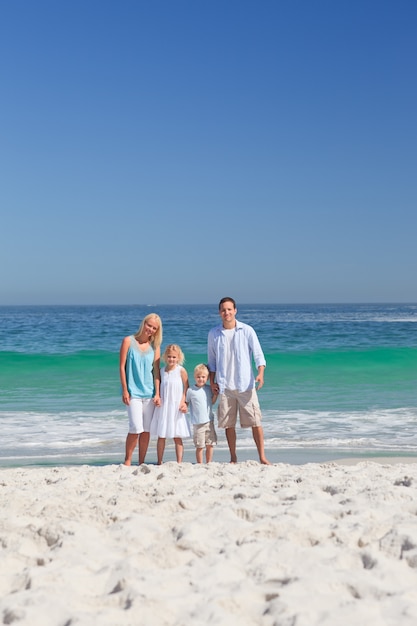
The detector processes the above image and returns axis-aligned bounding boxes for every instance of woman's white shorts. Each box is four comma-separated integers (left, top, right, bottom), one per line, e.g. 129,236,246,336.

127,398,155,434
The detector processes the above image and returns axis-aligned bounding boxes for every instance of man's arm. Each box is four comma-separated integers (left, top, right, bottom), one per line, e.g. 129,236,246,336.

208,329,219,394
255,365,265,390
247,326,266,390
209,370,219,395
248,327,266,369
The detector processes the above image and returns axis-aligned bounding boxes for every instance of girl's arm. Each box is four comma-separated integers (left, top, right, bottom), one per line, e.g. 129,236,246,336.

153,347,161,406
119,336,130,405
179,367,189,413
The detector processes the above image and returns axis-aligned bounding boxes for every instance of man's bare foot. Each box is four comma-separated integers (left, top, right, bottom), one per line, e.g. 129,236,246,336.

260,457,271,465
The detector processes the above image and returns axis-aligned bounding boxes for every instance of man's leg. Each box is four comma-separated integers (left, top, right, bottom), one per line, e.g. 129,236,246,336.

218,391,238,463
252,425,271,465
225,427,237,463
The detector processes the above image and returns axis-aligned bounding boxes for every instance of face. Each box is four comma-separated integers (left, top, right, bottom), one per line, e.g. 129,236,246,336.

219,300,237,326
165,349,179,367
144,317,159,337
194,370,208,387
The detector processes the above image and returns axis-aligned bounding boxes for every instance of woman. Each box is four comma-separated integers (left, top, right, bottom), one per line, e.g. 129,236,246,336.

119,313,162,465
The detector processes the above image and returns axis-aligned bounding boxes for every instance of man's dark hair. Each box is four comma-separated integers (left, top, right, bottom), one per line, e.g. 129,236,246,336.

218,297,237,310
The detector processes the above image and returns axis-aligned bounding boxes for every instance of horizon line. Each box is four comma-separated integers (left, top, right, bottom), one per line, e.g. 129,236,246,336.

1,301,416,307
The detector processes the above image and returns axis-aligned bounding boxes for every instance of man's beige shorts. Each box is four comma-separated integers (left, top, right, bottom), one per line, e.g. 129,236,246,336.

217,389,262,428
193,421,217,448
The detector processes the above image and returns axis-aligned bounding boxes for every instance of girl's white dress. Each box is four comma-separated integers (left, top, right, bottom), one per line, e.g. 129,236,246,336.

151,365,191,438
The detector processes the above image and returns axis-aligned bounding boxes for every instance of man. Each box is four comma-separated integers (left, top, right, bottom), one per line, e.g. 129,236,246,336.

208,297,270,464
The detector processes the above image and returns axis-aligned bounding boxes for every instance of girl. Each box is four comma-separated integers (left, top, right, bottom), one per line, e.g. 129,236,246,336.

119,313,162,465
151,344,190,463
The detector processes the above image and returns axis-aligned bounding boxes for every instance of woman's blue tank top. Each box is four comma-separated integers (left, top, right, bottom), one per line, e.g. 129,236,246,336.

125,336,155,398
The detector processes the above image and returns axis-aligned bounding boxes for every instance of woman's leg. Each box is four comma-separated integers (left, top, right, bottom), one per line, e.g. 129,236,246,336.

140,400,155,464
138,432,150,464
124,433,139,465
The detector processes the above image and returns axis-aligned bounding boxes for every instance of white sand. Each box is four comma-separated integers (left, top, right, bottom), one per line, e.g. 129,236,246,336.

1,461,417,626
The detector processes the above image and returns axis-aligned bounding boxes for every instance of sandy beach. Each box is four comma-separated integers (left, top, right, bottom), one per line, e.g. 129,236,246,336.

1,460,417,626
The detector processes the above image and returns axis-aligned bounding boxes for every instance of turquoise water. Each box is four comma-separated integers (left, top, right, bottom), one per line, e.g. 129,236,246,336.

1,304,416,466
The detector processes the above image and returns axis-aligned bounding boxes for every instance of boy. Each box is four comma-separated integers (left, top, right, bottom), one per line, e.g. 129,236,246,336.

186,364,218,463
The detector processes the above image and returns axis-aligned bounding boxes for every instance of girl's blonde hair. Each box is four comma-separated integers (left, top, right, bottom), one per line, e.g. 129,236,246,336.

134,313,163,348
162,344,185,365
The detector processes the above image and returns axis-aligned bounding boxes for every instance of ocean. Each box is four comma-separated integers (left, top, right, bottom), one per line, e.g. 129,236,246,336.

1,303,416,466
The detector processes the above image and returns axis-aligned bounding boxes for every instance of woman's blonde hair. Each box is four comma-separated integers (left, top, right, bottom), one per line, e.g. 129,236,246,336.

162,344,185,365
134,313,163,348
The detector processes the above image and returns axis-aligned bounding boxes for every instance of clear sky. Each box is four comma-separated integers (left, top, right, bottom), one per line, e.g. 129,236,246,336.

1,0,416,305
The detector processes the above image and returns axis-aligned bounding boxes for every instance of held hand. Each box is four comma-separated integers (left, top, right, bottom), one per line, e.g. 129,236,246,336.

179,402,188,413
211,382,219,395
153,395,161,407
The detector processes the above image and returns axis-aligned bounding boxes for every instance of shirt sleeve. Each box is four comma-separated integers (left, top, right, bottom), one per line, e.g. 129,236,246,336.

207,328,217,373
248,327,266,368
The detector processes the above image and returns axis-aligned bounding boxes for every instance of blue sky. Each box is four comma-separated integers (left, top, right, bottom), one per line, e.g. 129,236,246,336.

1,0,416,305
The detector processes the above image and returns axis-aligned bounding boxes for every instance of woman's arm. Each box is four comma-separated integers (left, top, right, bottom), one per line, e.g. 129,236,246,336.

119,336,130,405
153,347,161,406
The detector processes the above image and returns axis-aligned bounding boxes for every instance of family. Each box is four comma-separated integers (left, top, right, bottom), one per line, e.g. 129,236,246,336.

119,297,270,465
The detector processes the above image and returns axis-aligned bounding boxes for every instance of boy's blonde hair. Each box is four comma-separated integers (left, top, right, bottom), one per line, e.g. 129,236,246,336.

134,313,163,348
194,363,209,377
162,344,185,365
